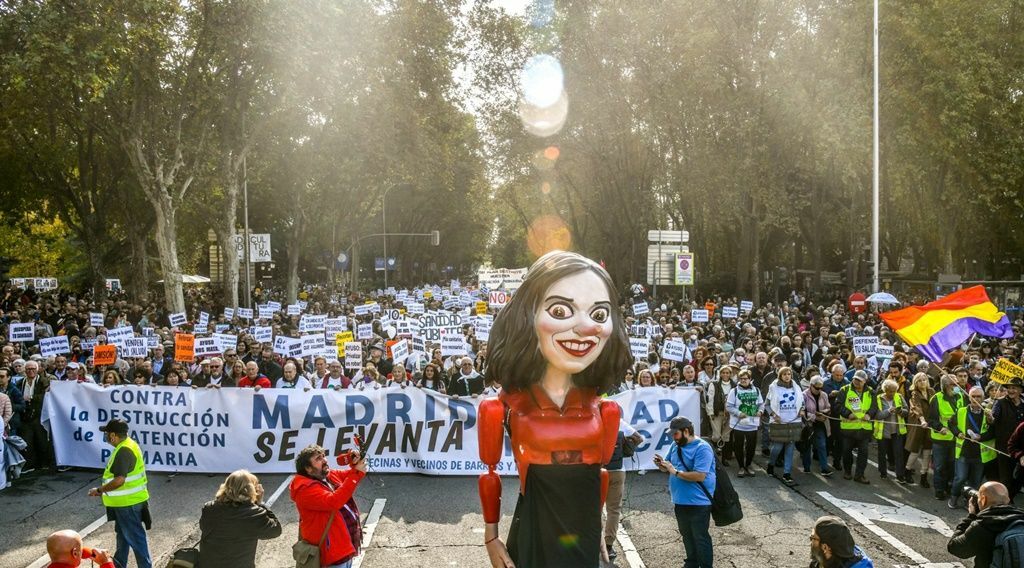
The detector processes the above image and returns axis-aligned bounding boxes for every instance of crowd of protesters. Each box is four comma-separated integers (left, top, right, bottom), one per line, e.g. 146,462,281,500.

3,279,1024,518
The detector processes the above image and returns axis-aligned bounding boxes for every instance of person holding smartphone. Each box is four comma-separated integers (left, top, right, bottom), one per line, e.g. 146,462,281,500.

655,416,716,568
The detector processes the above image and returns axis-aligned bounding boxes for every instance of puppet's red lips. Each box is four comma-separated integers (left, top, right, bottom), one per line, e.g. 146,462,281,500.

557,340,596,357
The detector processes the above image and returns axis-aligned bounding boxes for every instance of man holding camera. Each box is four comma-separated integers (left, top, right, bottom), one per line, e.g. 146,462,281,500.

655,416,715,568
44,530,114,568
290,444,367,568
947,481,1024,567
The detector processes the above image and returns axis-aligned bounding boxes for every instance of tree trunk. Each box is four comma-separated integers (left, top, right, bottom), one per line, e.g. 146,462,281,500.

151,193,185,312
127,230,149,304
750,199,762,306
215,228,240,309
286,221,304,303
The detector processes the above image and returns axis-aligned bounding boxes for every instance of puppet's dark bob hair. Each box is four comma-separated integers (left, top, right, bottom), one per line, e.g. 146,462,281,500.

486,250,631,394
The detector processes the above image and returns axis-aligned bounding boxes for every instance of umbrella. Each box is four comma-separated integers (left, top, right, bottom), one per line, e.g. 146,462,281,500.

866,292,900,305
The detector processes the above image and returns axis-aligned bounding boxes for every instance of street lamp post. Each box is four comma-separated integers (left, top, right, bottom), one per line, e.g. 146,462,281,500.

872,0,881,293
382,185,394,290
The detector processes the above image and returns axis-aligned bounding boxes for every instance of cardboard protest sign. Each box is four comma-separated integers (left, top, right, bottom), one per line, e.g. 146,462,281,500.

740,300,754,313
106,326,134,347
476,301,488,315
989,359,1024,385
853,336,879,357
391,339,410,362
224,307,235,319
633,302,650,316
630,324,648,338
258,305,274,320
335,331,355,358
90,313,104,327
198,312,210,328
721,306,739,319
441,334,468,357
169,312,187,327
874,345,894,359
629,337,650,360
690,309,709,323
325,317,348,337
300,314,326,333
253,326,273,343
406,302,425,315
488,290,510,309
301,334,326,357
40,335,71,357
123,337,148,359
267,301,282,312
344,341,363,370
236,308,253,320
174,334,195,362
8,322,34,343
357,323,373,341
194,337,221,357
661,339,689,363
287,304,301,316
93,344,117,366
274,335,298,357
214,333,237,353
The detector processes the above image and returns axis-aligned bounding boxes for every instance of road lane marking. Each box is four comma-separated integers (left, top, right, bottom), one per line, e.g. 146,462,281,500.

26,514,108,568
818,491,965,567
352,498,386,568
616,522,646,568
265,474,294,507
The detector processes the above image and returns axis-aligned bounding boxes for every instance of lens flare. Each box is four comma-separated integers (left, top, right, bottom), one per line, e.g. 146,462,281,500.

518,90,568,137
543,146,560,161
520,54,564,108
541,181,552,194
531,150,555,171
527,215,572,257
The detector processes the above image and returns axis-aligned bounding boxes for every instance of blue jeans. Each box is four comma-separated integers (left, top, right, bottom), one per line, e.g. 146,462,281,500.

951,457,985,497
326,561,353,568
802,427,830,472
674,504,713,568
769,441,795,474
759,419,770,451
113,503,152,568
933,441,955,495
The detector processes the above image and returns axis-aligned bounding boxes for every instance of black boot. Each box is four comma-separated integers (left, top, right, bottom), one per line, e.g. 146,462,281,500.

920,473,930,489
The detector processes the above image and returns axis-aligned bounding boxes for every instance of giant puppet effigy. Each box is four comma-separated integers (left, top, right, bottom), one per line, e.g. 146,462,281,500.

478,251,632,567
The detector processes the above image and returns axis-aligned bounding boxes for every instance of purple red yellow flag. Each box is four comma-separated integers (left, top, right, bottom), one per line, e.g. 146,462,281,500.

880,286,1013,362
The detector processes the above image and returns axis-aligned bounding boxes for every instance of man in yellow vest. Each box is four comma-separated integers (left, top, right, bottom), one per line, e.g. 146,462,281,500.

837,371,875,484
947,386,996,510
927,375,966,501
88,419,152,568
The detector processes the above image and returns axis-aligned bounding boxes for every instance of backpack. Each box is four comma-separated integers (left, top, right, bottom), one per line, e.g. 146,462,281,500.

991,518,1024,568
676,441,743,527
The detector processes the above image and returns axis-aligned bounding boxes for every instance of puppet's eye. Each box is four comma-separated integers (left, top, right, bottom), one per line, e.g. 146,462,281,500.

546,303,573,319
590,307,609,323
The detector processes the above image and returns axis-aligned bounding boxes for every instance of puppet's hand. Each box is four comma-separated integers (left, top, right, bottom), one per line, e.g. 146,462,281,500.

485,538,515,568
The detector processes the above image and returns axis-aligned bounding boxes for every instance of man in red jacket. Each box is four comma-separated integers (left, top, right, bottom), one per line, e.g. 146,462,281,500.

290,444,368,567
44,530,114,568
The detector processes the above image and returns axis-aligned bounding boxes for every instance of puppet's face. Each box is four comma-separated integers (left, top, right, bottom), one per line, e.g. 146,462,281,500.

535,270,613,375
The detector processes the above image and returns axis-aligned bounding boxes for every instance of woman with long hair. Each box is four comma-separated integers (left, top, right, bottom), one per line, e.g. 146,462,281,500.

478,251,631,567
198,470,282,567
905,372,935,487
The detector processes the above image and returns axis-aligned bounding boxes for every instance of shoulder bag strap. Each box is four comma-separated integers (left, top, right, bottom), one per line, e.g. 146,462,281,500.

675,443,714,503
318,507,336,547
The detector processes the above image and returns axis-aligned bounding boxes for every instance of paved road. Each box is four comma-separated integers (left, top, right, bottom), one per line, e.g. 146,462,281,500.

1,453,978,567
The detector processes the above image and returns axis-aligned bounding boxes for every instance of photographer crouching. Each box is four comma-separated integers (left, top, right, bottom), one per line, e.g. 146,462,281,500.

947,481,1024,567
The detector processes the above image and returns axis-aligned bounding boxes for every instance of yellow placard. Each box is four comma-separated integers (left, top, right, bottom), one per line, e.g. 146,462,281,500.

335,331,355,357
476,301,488,315
989,358,1024,384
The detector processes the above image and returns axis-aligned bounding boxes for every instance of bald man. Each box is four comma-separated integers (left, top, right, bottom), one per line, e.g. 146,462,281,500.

947,481,1024,567
45,530,112,568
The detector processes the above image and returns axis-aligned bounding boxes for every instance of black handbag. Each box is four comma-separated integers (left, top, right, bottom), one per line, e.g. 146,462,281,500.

676,442,744,527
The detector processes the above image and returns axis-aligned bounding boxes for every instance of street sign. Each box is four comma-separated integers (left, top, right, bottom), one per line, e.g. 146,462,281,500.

647,230,689,243
647,245,688,286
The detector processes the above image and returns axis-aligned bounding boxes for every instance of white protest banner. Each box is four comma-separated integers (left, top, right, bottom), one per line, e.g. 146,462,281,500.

629,324,648,338
194,337,221,357
325,317,348,337
194,325,209,336
169,312,187,327
853,336,879,357
406,302,425,315
421,312,463,342
198,312,210,328
8,322,34,343
357,323,373,341
287,304,301,316
301,334,326,357
488,290,510,309
390,339,409,363
300,314,326,333
476,267,528,291
661,339,689,363
267,301,282,312
224,307,236,320
353,303,373,316
273,336,300,357
80,338,97,352
237,308,254,320
146,336,160,349
344,342,363,370
383,309,402,322
258,305,274,320
633,302,649,316
740,300,754,313
690,309,709,323
721,306,739,319
106,326,135,347
474,315,493,342
213,333,237,353
441,334,468,357
629,337,650,359
34,277,58,291
123,337,149,359
874,345,894,359
253,326,273,344
844,327,858,339
442,297,460,310
90,313,104,327
40,335,71,357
